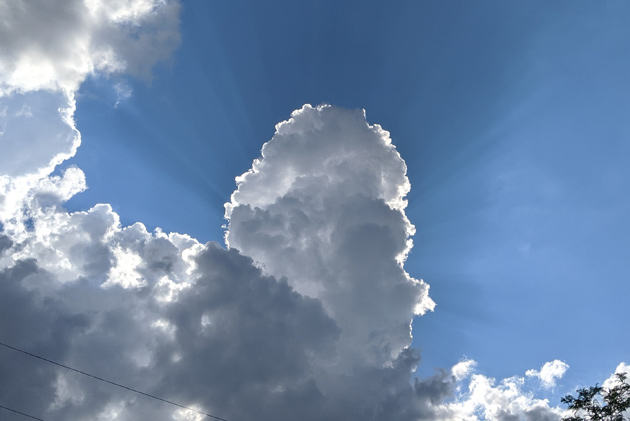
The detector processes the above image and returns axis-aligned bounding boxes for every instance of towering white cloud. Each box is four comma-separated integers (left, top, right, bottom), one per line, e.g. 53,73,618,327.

226,105,434,370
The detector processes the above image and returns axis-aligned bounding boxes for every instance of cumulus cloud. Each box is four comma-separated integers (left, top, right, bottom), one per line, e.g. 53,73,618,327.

0,93,607,419
0,92,593,419
526,360,569,389
2,3,626,419
447,372,563,421
226,105,435,370
0,91,78,178
603,362,630,390
0,91,82,227
0,0,180,230
0,199,340,420
0,101,445,420
0,0,180,95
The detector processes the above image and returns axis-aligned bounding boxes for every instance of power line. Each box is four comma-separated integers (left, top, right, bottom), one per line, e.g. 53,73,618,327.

0,341,230,421
0,404,44,421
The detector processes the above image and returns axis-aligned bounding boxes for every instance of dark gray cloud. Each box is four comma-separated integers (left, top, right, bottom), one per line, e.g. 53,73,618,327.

0,259,90,420
0,238,337,420
0,234,11,253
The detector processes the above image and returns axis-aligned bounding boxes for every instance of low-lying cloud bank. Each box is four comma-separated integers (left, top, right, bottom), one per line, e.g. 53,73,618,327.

0,1,626,420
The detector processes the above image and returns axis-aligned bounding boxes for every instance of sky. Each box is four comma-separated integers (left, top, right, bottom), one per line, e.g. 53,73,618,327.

0,1,629,420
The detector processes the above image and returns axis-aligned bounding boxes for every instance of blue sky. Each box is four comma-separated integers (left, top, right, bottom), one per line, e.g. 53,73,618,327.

1,0,629,419
67,0,629,387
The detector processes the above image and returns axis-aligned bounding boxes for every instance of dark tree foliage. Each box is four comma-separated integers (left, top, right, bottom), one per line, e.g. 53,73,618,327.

562,373,630,421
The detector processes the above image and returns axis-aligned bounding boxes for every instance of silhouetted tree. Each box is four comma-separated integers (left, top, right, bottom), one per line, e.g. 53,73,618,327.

561,373,630,421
